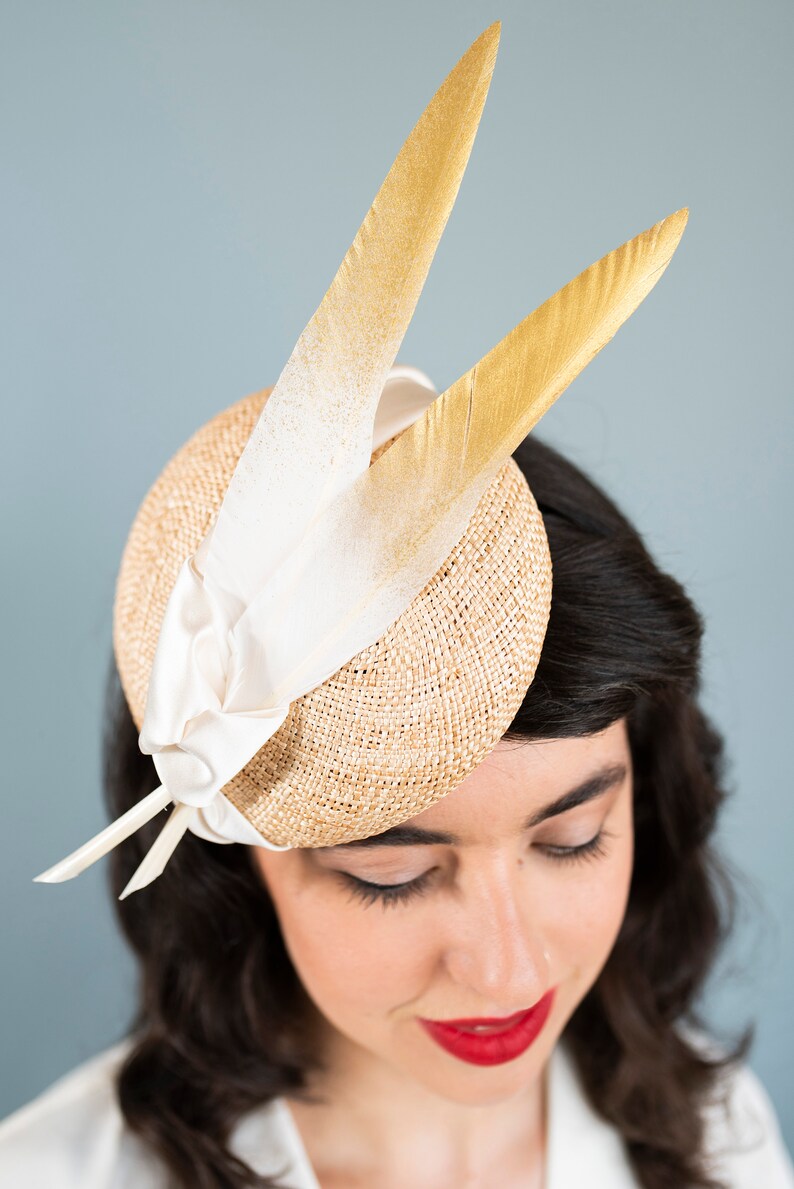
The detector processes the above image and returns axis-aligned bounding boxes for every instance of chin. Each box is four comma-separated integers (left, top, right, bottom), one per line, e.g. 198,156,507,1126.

399,1038,555,1107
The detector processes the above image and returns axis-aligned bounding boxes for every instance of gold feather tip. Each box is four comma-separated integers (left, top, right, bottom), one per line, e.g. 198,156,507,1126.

391,206,691,494
196,21,502,605
239,206,691,712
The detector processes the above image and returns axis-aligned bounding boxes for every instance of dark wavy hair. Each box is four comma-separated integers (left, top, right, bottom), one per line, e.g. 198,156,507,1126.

104,434,751,1189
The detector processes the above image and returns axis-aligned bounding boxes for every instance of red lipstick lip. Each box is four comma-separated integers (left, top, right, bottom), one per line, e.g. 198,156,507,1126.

418,988,556,1066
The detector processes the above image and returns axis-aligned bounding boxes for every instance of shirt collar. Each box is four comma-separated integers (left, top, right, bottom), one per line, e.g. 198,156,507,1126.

546,1037,637,1188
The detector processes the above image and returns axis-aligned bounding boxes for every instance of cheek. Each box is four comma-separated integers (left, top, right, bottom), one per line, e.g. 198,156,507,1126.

262,867,438,1026
544,826,634,980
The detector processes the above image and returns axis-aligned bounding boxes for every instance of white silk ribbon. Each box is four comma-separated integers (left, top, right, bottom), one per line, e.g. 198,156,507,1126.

34,368,438,899
140,553,292,809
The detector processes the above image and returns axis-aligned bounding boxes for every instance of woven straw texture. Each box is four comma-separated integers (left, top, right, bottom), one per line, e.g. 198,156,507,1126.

113,389,552,847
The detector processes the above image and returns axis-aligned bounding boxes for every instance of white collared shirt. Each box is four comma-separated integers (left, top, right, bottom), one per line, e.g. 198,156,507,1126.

1,1036,792,1187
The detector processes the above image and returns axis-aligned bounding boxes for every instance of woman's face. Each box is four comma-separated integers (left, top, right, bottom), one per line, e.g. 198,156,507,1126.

252,718,634,1105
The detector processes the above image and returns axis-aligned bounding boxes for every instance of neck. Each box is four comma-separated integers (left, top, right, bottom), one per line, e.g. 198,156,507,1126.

286,1013,548,1187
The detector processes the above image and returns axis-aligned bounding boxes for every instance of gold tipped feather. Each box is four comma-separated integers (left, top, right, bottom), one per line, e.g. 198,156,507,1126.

395,207,690,490
198,22,502,605
233,209,689,707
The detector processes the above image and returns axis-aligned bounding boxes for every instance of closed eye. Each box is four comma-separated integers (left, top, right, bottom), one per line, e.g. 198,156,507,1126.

338,829,612,909
340,868,435,908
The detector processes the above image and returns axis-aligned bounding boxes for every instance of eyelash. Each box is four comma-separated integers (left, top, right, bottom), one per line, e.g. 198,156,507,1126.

340,830,612,909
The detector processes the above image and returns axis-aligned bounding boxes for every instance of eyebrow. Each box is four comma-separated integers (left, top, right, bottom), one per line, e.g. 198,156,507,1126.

326,762,628,849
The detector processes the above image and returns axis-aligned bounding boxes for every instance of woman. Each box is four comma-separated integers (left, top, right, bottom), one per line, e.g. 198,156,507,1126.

2,426,793,1189
2,433,793,1188
1,22,791,1189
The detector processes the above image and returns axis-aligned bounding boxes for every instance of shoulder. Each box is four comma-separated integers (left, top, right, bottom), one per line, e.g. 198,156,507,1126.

0,1041,318,1189
0,1038,166,1189
700,1057,794,1187
548,1033,794,1189
678,1025,794,1186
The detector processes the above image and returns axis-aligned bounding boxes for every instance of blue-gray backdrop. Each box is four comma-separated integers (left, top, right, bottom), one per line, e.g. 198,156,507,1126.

2,0,792,1151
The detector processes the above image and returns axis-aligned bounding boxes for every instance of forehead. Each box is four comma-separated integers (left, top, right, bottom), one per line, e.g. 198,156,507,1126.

401,718,631,835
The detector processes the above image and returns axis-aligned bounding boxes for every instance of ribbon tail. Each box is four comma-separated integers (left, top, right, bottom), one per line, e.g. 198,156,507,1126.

34,785,173,884
119,802,197,900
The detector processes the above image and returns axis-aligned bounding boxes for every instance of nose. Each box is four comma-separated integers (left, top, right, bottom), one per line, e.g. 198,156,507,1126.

442,857,549,1006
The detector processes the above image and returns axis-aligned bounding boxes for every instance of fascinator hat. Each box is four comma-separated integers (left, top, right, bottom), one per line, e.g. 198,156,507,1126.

35,22,687,900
